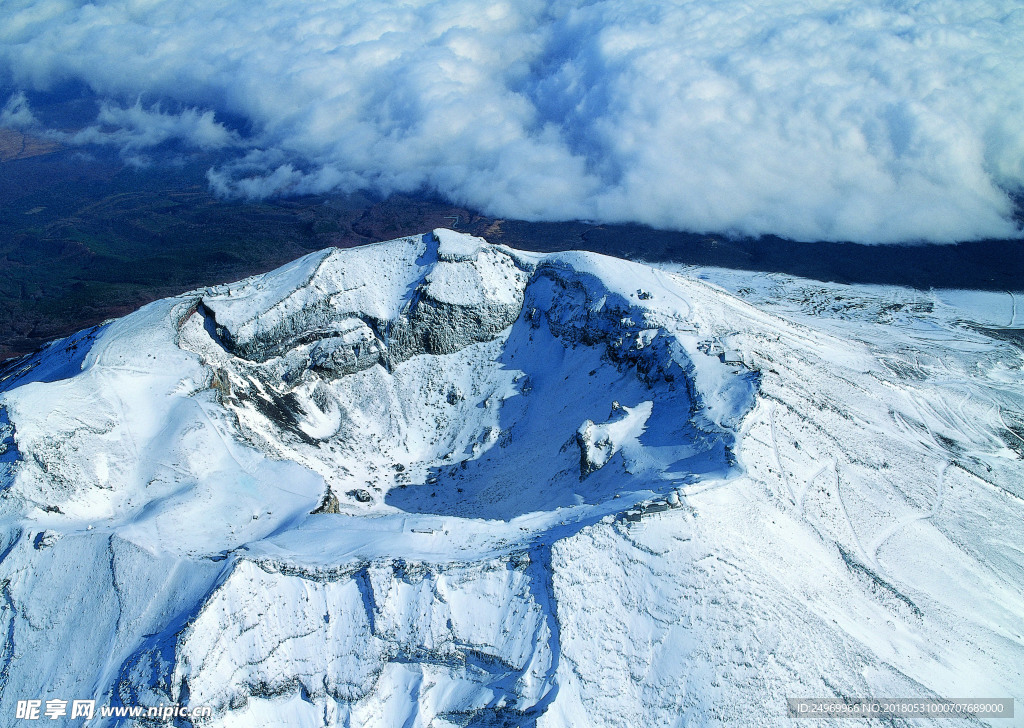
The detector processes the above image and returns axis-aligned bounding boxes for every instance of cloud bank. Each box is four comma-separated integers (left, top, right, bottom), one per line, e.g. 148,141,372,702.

2,0,1022,243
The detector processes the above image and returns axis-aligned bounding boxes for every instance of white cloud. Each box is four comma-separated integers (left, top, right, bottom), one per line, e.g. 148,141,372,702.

1,91,37,127
67,100,240,151
1,0,1022,243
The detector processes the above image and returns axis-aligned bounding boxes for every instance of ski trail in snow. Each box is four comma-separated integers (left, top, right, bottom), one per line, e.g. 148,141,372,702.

769,405,795,505
190,400,254,481
96,369,142,469
833,462,870,566
796,464,827,516
652,270,692,318
867,461,948,569
190,399,313,504
997,407,1024,448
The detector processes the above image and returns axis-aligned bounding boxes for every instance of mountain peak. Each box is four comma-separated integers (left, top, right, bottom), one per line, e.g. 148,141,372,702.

1,233,1021,725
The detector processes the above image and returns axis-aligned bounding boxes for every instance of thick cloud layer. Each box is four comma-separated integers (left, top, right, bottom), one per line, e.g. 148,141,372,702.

2,0,1022,243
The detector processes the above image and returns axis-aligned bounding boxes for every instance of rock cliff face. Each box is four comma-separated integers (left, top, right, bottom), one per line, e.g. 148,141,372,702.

118,553,557,724
0,230,1021,726
0,406,17,482
202,231,530,369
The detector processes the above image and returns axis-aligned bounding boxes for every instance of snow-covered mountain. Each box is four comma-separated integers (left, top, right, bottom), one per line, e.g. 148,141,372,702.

0,230,1021,726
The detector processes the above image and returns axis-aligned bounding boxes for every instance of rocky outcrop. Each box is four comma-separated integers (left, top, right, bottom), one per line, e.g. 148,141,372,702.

0,406,18,484
307,319,384,376
201,231,531,378
116,551,558,725
525,266,684,387
576,421,614,478
384,293,524,361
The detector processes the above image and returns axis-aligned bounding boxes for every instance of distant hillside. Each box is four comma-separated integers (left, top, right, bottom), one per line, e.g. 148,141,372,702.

0,128,59,162
1,145,1022,361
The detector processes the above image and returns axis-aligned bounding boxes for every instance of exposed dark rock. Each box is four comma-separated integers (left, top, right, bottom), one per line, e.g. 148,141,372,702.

311,489,340,514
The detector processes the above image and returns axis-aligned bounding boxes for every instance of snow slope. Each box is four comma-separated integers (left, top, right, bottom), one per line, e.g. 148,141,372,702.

0,230,1021,726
